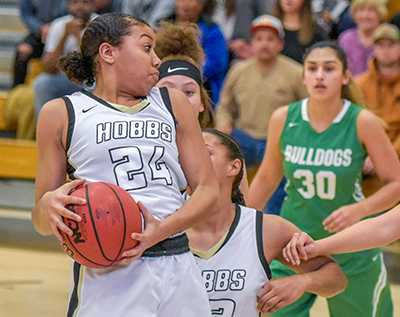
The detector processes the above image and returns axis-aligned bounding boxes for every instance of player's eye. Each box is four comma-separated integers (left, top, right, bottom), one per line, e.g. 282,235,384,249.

307,66,317,72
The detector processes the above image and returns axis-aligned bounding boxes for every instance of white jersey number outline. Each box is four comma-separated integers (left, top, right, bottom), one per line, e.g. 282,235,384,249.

209,298,236,316
294,169,336,200
109,146,172,190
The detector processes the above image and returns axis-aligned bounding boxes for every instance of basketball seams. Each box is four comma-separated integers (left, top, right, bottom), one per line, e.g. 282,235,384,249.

64,184,111,267
60,182,142,268
102,182,128,266
86,183,113,264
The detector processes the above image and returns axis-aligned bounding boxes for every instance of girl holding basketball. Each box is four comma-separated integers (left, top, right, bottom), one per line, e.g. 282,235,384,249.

187,129,347,316
247,41,400,316
32,13,219,317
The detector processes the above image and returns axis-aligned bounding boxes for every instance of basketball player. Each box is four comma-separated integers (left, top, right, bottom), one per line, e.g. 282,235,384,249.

187,129,347,316
247,41,400,316
153,21,250,200
31,13,219,316
155,21,214,128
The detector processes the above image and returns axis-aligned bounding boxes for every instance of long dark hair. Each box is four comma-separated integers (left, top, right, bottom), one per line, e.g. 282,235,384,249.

203,129,245,205
58,13,150,86
272,0,315,44
303,41,367,107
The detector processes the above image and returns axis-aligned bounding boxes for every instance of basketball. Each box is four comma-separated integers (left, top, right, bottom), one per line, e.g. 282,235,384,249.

60,182,142,268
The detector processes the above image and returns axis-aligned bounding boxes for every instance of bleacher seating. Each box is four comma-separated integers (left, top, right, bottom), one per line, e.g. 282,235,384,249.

0,0,37,180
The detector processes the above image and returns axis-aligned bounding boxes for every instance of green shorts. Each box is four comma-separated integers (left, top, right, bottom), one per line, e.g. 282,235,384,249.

268,252,393,317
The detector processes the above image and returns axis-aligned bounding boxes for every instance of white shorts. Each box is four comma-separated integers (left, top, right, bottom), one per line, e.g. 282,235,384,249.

67,252,212,317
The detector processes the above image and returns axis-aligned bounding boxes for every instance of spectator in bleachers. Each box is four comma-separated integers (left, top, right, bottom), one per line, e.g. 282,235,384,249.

338,0,387,76
272,0,330,64
2,85,35,140
93,0,123,14
215,15,308,214
32,0,97,119
311,0,351,37
13,0,67,87
228,0,273,61
164,0,229,106
355,23,400,174
204,0,234,42
391,11,400,30
122,0,175,27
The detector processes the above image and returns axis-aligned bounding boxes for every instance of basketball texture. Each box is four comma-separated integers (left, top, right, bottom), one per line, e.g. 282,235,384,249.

60,182,142,268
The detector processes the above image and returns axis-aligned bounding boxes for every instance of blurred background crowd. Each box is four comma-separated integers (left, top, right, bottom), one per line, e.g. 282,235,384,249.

1,1,400,315
1,0,400,207
0,0,399,156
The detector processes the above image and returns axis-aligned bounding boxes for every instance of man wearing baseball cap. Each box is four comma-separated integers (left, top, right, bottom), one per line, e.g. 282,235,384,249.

355,23,400,175
215,14,308,215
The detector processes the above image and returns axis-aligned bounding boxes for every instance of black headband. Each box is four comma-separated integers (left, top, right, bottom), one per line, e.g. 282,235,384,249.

158,60,203,86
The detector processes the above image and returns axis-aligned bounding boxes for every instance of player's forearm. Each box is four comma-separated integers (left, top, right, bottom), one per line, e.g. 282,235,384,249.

158,182,220,240
318,206,400,255
32,196,54,236
299,261,347,298
248,174,276,210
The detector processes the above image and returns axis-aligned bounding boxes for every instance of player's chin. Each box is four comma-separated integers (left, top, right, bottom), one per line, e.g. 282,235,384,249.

150,74,159,86
142,76,157,92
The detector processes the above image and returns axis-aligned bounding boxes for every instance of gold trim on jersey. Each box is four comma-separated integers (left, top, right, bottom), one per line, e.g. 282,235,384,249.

109,99,150,114
191,230,229,260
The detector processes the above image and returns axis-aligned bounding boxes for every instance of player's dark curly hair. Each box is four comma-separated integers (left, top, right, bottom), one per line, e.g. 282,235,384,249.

58,13,150,86
155,21,214,128
202,129,246,206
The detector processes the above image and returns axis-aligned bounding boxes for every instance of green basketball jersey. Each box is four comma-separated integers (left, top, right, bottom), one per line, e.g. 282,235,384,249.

280,98,380,274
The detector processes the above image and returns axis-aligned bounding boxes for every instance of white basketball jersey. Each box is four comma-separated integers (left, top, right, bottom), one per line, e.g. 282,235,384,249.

194,205,271,317
64,87,187,221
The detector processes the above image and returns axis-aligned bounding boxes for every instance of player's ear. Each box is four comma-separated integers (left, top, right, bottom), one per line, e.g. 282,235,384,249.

98,43,115,64
342,69,351,86
228,159,242,177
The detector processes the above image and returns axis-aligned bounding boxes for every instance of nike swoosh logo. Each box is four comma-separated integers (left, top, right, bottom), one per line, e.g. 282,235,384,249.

372,254,379,261
167,67,189,73
82,105,98,113
288,123,298,127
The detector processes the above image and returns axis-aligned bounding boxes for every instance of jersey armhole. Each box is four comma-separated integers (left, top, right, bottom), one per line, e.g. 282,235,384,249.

256,211,272,279
62,96,75,153
159,87,177,126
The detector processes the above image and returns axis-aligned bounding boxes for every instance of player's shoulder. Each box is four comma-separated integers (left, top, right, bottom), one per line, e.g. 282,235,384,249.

37,97,69,136
161,86,187,103
357,107,383,127
163,87,198,122
271,105,289,123
40,97,68,116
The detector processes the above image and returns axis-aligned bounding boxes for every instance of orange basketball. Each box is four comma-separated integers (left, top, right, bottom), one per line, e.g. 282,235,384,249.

60,182,142,268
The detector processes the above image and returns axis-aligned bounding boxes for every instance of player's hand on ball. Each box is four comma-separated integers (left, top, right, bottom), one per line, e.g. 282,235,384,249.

121,201,162,264
36,179,86,241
